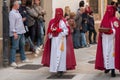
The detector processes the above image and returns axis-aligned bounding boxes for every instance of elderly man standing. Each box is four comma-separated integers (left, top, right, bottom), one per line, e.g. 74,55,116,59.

9,0,30,67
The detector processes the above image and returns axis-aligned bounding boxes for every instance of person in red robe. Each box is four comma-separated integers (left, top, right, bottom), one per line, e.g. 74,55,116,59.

41,8,76,77
95,5,118,77
114,12,120,72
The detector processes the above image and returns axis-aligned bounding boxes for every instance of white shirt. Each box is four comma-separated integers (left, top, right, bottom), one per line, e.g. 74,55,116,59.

9,9,26,37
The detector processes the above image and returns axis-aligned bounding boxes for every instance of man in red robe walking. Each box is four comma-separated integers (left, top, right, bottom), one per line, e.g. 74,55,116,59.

114,3,120,72
95,5,120,77
41,8,76,77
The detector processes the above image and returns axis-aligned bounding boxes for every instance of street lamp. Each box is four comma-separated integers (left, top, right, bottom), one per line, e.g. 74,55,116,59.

2,0,9,67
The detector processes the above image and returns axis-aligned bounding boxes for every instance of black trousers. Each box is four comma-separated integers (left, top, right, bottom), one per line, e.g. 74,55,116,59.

89,30,97,43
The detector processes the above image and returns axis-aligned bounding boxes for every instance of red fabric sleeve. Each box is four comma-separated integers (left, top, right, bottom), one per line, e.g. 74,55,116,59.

56,28,63,33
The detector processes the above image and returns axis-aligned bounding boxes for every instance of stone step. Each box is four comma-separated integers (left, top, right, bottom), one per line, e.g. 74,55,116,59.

16,50,42,64
0,50,42,68
0,42,43,67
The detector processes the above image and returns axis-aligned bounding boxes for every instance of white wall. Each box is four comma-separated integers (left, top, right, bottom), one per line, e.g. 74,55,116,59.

52,0,86,17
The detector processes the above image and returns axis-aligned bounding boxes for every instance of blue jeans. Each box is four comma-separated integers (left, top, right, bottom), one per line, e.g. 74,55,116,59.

25,36,36,50
10,34,26,63
28,25,36,42
80,32,87,47
36,20,44,47
73,30,81,48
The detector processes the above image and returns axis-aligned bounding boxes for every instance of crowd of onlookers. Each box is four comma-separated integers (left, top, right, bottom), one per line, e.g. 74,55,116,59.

18,0,46,52
64,1,97,49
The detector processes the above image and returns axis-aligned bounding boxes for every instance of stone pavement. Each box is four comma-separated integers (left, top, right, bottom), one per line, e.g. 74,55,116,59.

0,44,120,80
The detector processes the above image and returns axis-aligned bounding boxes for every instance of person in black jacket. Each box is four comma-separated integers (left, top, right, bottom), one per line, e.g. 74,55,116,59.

88,11,97,44
19,0,36,52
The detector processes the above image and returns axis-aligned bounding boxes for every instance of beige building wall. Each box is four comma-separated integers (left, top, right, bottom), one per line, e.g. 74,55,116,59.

52,0,86,17
43,0,87,31
43,0,52,31
43,0,85,29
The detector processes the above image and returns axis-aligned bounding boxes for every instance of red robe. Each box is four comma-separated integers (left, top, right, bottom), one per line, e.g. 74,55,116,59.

95,17,120,70
113,18,120,71
95,33,105,70
41,19,76,70
95,5,115,70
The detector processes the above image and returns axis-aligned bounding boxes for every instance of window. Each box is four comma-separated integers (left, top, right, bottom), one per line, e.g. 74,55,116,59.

89,0,98,13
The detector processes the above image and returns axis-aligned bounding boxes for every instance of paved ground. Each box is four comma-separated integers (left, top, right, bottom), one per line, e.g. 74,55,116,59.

0,44,120,80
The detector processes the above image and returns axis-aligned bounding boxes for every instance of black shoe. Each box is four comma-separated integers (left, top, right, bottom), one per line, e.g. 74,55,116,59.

111,69,116,77
104,69,110,74
90,42,93,44
74,47,79,49
57,71,63,77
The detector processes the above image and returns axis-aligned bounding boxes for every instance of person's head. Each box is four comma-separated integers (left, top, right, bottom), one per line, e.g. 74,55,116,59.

79,0,85,7
85,5,91,14
111,1,116,7
21,0,26,5
53,8,64,28
101,5,116,28
55,8,63,19
70,12,76,19
111,1,115,5
26,0,32,7
34,0,40,5
11,0,20,10
85,2,89,7
64,6,71,15
89,11,93,16
106,5,115,17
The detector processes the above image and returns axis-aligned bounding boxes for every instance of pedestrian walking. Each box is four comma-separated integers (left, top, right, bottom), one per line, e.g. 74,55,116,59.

95,5,117,77
41,8,76,77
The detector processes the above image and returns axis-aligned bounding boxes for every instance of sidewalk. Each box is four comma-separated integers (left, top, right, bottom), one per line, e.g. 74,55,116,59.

0,44,120,80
